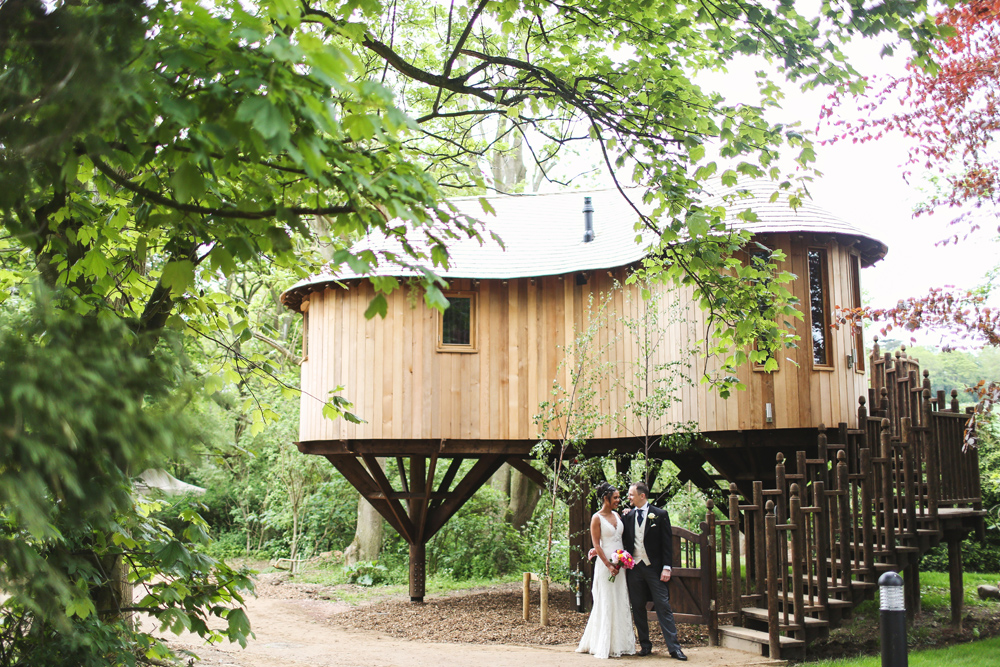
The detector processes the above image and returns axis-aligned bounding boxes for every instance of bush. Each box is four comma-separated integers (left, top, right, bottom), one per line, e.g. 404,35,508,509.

345,561,389,586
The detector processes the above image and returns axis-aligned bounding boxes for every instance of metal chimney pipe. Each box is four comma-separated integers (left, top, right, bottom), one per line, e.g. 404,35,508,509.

583,196,595,243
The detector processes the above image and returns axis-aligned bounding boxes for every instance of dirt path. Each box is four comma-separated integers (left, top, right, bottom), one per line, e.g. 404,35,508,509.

147,579,784,667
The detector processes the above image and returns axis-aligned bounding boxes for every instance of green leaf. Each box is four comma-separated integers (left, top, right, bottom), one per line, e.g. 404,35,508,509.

160,260,195,297
363,294,388,319
236,96,287,141
170,161,205,204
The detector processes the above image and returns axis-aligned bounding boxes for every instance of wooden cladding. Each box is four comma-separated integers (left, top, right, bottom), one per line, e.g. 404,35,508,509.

298,234,869,443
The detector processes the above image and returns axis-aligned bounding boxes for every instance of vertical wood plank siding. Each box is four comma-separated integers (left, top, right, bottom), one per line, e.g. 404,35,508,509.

299,236,868,442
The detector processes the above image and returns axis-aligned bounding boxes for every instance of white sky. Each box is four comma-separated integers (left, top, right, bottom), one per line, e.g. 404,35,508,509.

701,39,1000,316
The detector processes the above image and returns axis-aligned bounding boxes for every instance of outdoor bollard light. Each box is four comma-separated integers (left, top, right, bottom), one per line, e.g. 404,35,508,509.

879,571,907,667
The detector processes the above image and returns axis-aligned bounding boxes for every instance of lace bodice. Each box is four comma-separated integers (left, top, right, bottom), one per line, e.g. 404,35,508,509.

596,512,624,558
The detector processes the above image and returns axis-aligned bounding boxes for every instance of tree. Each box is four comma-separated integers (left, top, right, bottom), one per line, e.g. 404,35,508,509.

0,294,254,666
0,0,953,656
1,0,951,396
822,0,1000,441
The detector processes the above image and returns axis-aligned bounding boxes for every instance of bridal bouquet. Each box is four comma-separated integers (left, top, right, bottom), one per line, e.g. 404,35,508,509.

609,549,634,582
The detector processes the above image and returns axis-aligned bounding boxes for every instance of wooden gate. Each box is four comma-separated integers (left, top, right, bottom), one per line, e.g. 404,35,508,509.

645,523,716,641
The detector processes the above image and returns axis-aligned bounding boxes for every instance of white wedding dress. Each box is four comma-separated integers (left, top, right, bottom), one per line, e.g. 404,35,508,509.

576,512,636,659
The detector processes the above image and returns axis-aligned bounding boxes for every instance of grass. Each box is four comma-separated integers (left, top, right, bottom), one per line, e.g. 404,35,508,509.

805,635,1000,667
918,570,999,611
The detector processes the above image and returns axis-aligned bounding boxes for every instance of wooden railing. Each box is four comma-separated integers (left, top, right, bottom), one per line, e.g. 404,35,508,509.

701,347,983,658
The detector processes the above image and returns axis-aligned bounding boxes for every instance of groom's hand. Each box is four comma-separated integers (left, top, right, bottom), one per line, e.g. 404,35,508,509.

660,569,671,583
621,507,631,516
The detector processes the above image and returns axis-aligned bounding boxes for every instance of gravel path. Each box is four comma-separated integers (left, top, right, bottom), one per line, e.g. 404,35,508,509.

147,575,782,667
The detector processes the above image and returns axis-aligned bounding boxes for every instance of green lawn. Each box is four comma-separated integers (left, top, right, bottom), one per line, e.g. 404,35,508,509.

806,636,1000,667
918,570,999,611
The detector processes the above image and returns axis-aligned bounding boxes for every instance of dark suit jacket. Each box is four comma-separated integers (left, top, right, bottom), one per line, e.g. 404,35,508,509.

622,504,674,570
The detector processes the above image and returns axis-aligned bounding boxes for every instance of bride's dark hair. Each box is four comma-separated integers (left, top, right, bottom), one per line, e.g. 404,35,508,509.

594,482,617,505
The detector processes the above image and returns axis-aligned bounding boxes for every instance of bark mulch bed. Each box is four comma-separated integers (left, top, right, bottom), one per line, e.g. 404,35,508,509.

332,581,711,648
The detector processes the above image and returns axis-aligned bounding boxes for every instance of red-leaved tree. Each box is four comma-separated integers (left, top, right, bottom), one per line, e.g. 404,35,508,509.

822,1,1000,445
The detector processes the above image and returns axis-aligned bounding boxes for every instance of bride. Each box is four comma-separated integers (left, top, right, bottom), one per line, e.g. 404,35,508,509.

576,482,636,659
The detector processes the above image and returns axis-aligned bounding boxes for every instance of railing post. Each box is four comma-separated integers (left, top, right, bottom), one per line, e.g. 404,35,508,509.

813,479,829,608
729,483,742,620
765,500,780,661
900,417,917,536
818,423,829,488
754,481,766,597
880,418,896,556
921,388,939,518
789,484,805,631
775,453,789,627
837,450,852,589
860,447,875,580
706,501,718,646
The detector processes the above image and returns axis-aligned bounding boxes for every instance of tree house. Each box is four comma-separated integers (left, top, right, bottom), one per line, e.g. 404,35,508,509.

281,184,894,600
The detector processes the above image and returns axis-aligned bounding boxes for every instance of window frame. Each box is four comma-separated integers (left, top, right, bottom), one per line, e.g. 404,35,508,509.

436,290,479,353
807,246,834,370
849,252,866,373
300,299,310,362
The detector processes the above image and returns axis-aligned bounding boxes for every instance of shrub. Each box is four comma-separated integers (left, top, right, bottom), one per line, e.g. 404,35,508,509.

345,561,389,586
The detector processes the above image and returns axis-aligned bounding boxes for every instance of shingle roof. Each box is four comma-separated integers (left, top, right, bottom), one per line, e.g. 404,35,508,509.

281,182,887,309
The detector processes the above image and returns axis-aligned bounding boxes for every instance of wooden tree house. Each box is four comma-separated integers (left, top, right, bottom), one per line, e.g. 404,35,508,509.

281,185,982,621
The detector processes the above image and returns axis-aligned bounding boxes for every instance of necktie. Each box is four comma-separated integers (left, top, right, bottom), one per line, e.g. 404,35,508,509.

637,509,644,527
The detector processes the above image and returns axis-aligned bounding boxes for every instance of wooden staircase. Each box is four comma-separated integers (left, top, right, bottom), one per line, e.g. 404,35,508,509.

701,346,986,660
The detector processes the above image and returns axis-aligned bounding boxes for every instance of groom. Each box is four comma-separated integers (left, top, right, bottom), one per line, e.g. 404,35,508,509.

622,481,687,660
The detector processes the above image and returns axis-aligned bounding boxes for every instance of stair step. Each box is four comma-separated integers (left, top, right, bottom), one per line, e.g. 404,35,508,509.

719,626,805,655
742,607,830,628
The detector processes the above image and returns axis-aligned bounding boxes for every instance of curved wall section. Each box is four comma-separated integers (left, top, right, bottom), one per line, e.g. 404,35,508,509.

297,233,870,443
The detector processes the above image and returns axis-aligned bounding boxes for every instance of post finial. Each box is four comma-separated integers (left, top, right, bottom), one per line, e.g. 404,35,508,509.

837,450,847,462
859,395,867,406
881,417,890,430
706,499,715,510
765,499,775,513
790,483,800,498
776,452,785,464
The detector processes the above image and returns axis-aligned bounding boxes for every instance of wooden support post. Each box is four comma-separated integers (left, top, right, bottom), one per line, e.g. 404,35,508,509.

541,577,550,626
408,456,426,602
409,542,426,602
948,537,964,630
765,500,780,661
905,553,921,621
523,572,531,621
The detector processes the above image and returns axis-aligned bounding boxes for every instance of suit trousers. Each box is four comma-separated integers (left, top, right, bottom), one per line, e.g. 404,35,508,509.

626,561,681,654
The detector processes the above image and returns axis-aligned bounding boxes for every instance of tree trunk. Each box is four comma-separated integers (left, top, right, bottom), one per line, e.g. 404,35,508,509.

491,463,511,496
344,494,384,565
507,469,541,528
